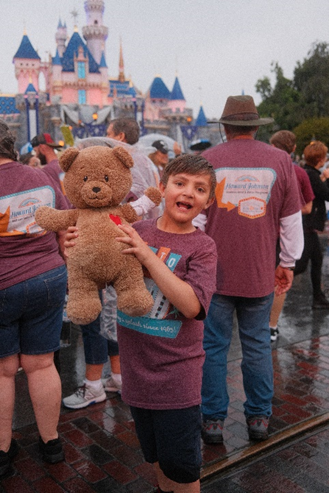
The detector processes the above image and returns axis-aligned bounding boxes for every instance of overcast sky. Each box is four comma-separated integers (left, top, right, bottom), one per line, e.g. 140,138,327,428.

1,0,329,120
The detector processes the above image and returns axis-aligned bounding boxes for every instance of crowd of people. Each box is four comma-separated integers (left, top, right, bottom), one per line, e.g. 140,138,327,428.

1,96,329,492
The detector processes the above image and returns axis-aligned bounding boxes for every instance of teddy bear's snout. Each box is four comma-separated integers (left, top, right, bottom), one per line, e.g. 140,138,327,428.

93,187,101,193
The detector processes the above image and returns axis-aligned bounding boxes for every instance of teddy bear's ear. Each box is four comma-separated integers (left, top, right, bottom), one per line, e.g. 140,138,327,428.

59,147,80,172
112,146,134,169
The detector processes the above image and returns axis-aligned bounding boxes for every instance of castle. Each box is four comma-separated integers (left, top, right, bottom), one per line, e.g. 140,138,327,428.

0,0,217,151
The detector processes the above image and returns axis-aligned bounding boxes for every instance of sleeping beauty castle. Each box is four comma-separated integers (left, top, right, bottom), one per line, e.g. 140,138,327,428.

0,0,217,151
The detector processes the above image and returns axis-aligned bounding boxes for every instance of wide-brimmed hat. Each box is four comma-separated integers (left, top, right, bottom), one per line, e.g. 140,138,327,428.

217,95,274,126
31,133,63,149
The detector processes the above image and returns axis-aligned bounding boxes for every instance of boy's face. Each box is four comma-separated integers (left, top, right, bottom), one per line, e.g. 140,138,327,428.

159,172,214,227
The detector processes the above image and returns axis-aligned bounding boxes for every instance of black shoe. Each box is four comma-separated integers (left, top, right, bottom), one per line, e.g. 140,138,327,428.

247,415,269,441
0,439,19,477
312,293,329,309
39,437,65,464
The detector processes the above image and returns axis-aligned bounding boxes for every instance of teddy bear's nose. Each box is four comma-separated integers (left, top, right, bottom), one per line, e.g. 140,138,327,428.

92,187,101,193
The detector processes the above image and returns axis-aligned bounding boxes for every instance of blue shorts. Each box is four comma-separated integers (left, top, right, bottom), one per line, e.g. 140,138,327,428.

130,405,202,484
0,265,67,357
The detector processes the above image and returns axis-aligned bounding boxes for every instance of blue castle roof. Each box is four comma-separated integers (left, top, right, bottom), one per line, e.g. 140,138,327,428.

25,83,37,93
99,51,107,68
0,96,20,115
195,105,207,126
52,49,62,66
61,31,100,73
109,80,131,97
170,76,185,100
149,76,170,99
13,34,40,60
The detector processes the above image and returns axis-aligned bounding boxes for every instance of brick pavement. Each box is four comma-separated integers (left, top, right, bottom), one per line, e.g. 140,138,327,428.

2,333,329,492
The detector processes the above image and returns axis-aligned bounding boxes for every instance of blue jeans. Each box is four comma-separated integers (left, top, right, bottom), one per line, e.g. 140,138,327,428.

0,265,67,357
81,291,119,365
201,293,274,420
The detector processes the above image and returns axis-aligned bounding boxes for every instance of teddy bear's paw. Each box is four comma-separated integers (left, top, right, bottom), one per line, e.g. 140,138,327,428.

117,291,154,317
67,297,102,326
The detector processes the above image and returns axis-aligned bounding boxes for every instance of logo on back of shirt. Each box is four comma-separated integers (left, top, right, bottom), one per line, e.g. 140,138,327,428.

0,186,55,237
215,167,276,219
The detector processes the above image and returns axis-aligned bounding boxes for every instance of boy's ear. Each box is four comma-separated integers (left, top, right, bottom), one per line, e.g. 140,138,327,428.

159,182,166,197
204,197,215,209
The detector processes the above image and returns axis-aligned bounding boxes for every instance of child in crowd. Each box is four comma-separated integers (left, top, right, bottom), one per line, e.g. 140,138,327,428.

66,154,217,492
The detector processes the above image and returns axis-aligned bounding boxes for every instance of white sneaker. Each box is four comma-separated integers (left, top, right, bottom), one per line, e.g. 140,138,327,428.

270,327,279,342
102,374,122,394
62,384,106,409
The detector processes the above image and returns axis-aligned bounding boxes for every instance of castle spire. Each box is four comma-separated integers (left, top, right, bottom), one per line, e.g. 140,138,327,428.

82,0,108,65
118,37,125,83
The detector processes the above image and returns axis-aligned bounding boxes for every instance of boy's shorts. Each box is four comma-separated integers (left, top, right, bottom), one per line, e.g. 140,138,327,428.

130,405,201,484
0,266,67,357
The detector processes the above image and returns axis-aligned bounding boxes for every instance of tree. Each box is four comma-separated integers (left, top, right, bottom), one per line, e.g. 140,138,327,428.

255,42,329,140
294,42,329,119
255,63,301,136
293,117,329,155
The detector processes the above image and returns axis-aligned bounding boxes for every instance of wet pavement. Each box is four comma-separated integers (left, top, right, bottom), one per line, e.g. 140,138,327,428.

2,235,329,492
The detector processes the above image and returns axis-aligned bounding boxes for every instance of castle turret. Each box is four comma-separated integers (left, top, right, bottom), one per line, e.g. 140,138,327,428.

13,33,41,93
82,0,108,65
55,19,67,58
118,38,125,83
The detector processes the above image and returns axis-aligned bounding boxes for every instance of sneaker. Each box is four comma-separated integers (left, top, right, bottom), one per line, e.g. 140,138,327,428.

39,437,64,464
247,415,269,441
62,384,106,409
312,292,329,309
201,419,224,444
102,374,122,393
0,439,19,477
270,327,279,342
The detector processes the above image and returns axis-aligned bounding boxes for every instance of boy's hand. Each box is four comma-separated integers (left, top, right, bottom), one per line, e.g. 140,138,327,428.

64,226,79,257
116,224,151,264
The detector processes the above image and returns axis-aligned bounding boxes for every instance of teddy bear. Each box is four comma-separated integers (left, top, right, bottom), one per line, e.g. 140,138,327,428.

35,145,161,326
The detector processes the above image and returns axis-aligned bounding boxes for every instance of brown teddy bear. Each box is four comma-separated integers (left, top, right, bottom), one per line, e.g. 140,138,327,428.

35,145,161,325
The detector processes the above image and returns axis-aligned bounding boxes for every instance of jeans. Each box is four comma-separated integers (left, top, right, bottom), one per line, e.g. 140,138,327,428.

0,265,67,357
81,291,119,365
201,292,274,420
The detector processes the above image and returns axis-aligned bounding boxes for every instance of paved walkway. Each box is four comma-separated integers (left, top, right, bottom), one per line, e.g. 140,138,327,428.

2,237,329,492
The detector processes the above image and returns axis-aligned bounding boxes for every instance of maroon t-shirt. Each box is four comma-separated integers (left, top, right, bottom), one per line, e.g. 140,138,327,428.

203,140,302,297
117,219,217,410
0,161,68,289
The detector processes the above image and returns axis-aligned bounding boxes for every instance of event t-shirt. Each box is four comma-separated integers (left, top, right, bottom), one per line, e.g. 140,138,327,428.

203,139,301,298
294,163,314,205
0,161,69,290
117,219,217,410
41,159,72,208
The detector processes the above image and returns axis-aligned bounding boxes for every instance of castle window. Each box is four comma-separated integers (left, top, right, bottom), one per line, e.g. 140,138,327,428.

78,61,86,79
78,90,86,104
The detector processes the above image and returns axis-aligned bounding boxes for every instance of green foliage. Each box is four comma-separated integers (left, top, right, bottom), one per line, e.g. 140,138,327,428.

255,42,329,142
293,117,329,155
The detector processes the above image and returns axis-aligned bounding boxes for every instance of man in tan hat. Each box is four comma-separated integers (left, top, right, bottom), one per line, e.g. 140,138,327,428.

200,95,304,443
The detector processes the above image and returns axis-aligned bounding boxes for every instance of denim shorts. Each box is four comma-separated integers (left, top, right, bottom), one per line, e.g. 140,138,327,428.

130,405,202,484
0,265,67,357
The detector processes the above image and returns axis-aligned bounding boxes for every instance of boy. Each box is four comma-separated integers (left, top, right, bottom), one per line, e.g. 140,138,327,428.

66,155,217,492
115,154,217,493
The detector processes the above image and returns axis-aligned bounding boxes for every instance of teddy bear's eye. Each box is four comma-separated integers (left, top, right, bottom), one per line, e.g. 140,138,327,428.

104,175,109,182
83,176,88,182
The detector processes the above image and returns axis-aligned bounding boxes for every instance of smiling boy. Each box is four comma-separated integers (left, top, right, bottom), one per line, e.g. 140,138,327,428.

115,154,218,493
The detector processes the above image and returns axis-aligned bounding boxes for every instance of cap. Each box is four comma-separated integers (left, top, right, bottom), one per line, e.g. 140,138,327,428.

152,140,169,154
31,133,63,149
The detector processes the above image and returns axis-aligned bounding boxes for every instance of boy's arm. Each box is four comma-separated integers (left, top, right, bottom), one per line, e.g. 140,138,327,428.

116,223,201,319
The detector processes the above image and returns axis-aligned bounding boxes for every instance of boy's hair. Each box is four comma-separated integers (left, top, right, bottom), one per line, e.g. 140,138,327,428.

160,154,217,200
109,118,140,145
303,141,328,167
270,130,296,154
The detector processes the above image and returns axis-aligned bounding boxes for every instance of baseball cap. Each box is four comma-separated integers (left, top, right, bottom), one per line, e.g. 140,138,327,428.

152,140,169,154
31,133,63,149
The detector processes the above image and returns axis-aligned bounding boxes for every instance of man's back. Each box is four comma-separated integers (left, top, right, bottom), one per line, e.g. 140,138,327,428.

203,139,301,297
